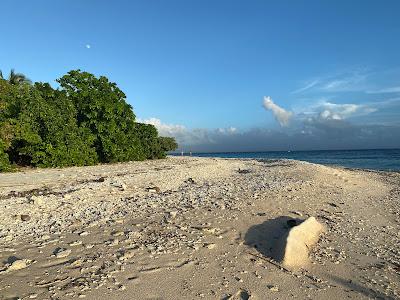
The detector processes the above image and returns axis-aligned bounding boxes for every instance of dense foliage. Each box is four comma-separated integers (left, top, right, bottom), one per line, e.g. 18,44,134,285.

0,70,177,171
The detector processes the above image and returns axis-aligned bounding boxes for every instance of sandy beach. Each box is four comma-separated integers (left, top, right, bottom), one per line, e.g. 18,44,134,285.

0,156,399,300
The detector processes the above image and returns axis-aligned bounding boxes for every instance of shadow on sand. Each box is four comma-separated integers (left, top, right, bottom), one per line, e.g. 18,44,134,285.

244,216,302,261
244,217,395,300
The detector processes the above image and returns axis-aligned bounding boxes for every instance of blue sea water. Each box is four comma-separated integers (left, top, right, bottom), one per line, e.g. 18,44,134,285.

175,149,400,172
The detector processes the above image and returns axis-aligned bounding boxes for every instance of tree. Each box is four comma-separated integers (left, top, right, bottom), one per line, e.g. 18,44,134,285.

0,80,98,167
29,83,98,167
0,69,178,171
135,123,161,159
0,138,11,171
0,69,31,85
158,136,178,153
57,70,144,162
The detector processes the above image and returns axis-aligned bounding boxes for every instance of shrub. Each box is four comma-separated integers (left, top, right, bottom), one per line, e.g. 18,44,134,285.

0,70,178,171
0,138,11,171
0,81,98,167
57,70,144,162
158,136,178,153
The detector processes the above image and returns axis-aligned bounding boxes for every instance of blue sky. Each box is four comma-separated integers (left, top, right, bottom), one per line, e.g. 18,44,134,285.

1,0,400,151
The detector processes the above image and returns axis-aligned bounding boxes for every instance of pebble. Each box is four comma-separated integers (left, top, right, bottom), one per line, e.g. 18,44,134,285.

20,214,31,221
69,240,83,246
112,231,125,237
168,211,178,218
30,195,45,206
268,285,279,292
70,259,83,268
54,248,72,258
7,259,29,271
147,186,161,193
119,250,136,260
205,243,216,249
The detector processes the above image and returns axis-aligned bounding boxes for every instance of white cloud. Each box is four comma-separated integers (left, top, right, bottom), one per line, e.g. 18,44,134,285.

292,80,320,94
262,96,293,126
301,101,377,121
138,117,186,136
293,69,370,94
217,127,237,134
138,118,239,147
366,86,400,94
320,72,368,92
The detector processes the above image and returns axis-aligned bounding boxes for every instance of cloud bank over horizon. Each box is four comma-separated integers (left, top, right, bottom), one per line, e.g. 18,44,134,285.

139,95,400,152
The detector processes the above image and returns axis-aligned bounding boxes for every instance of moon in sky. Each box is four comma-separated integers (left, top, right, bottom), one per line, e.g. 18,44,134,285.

85,44,91,49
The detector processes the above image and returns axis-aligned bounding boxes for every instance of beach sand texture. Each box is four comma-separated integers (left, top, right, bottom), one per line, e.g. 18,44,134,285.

0,157,399,299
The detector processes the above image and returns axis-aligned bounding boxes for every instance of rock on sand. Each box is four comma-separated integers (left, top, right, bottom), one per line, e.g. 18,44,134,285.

274,217,326,269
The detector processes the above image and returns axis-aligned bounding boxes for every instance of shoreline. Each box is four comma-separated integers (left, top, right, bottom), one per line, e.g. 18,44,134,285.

0,157,399,299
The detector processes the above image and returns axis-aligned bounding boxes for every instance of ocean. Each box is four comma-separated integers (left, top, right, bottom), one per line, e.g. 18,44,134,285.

174,149,400,172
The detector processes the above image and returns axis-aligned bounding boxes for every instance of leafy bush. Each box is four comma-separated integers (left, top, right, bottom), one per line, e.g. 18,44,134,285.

29,83,99,167
135,123,163,159
57,70,144,162
0,70,178,171
0,138,11,171
0,81,98,167
158,136,179,153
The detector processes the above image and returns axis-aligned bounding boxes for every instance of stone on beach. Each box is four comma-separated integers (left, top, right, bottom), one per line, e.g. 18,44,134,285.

20,214,31,221
7,259,29,271
30,195,46,206
273,217,326,269
54,248,72,258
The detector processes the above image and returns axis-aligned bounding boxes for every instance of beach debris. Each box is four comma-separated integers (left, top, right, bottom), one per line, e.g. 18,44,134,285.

69,240,83,246
268,285,279,292
94,176,106,182
8,259,30,271
146,186,161,193
112,230,125,237
118,249,136,260
290,211,303,217
238,168,251,174
167,210,178,218
185,177,196,184
110,181,127,191
63,194,72,200
54,248,72,258
273,217,326,269
30,195,45,206
20,214,31,221
0,258,32,273
205,243,216,249
69,259,83,268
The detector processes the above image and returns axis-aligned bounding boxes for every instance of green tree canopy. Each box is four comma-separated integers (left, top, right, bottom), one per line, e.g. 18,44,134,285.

0,69,178,171
57,70,144,162
0,80,98,167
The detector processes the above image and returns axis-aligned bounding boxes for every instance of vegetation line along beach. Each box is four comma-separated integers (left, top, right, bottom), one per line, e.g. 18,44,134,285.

0,69,177,172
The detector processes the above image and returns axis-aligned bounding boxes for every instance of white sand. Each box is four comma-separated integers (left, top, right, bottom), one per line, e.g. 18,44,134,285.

0,157,399,299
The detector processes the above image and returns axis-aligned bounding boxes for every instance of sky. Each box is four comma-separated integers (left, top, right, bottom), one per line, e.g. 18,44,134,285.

1,0,400,151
